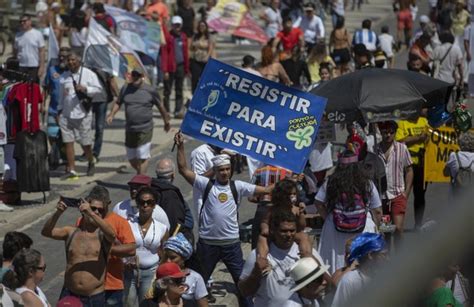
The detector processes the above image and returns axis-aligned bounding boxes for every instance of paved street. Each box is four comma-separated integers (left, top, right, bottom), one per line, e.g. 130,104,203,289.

0,0,462,305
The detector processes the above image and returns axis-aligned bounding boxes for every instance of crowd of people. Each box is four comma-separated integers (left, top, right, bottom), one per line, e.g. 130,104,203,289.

0,0,473,306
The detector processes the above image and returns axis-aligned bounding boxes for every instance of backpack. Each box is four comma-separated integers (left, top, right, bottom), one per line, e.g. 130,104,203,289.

200,179,239,227
332,193,368,233
90,68,114,103
453,152,473,189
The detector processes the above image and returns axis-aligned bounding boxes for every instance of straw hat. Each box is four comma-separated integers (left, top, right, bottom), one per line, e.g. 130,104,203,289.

289,257,330,292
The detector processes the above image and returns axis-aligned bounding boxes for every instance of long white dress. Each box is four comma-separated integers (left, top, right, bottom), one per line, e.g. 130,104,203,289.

315,180,381,274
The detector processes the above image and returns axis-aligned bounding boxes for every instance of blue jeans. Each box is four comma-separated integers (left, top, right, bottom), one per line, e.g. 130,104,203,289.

59,288,105,307
92,101,107,158
105,290,123,307
196,240,252,306
123,266,156,306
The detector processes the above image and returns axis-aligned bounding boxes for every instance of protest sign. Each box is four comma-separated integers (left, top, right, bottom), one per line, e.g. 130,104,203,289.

180,59,327,173
105,5,161,61
207,0,268,43
424,126,460,183
315,122,336,143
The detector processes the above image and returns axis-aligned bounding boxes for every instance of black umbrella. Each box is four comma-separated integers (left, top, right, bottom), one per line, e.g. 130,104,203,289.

310,68,453,123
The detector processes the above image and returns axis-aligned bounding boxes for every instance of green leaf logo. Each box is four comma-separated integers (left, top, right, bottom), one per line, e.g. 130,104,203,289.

286,126,315,150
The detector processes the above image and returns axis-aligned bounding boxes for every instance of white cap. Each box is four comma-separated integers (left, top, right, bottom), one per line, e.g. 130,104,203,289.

419,15,430,24
51,2,61,9
289,257,330,292
171,16,183,25
212,154,231,167
35,1,48,13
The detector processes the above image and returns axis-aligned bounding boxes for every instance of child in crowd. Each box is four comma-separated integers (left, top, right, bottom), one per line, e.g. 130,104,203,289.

257,179,313,260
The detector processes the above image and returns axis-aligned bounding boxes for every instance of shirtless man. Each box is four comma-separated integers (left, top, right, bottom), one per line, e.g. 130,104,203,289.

41,186,116,306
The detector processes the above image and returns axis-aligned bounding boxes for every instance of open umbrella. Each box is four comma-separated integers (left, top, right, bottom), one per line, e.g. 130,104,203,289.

310,68,453,123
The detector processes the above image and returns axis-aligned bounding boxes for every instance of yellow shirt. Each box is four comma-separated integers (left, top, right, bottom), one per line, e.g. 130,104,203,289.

308,56,334,83
396,118,429,165
451,9,469,36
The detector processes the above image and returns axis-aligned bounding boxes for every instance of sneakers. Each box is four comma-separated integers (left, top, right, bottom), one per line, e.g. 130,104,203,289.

0,201,14,212
62,170,79,181
87,158,97,177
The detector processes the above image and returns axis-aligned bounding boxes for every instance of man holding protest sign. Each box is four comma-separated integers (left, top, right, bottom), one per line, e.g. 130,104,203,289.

174,131,273,306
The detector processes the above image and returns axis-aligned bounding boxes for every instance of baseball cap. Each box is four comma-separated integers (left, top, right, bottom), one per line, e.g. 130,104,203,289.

304,3,315,10
57,296,83,307
172,16,183,25
127,174,151,186
156,262,188,279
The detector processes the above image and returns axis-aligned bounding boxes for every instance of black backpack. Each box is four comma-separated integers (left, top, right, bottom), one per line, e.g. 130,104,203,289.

200,179,239,226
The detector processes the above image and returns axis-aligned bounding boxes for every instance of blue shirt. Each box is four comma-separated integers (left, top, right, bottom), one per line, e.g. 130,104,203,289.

43,65,66,115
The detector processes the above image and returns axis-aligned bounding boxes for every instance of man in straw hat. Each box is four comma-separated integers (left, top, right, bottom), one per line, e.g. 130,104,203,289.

239,210,327,306
174,132,273,306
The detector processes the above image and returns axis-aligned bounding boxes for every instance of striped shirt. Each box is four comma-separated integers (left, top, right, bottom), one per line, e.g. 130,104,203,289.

352,29,379,51
377,141,412,199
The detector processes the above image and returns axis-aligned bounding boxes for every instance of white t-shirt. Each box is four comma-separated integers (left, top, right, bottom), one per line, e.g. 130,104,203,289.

309,143,333,172
293,15,325,43
190,144,215,175
446,151,474,178
283,297,320,307
332,270,369,307
432,43,463,84
129,218,168,269
193,175,256,240
113,199,171,231
0,104,7,145
14,28,45,67
182,269,208,304
240,244,325,307
379,33,394,57
264,7,282,38
58,67,102,119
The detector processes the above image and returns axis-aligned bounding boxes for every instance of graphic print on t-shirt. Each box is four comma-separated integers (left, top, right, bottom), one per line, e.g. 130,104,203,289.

218,193,228,203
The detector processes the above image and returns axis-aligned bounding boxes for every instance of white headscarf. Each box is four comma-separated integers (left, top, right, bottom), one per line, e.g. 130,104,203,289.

212,154,231,167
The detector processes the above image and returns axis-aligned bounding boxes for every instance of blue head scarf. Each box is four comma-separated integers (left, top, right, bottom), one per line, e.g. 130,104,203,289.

348,233,386,264
163,233,193,260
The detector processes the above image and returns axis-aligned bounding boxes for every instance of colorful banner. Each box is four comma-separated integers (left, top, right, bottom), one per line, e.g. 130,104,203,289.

180,59,327,173
105,5,162,61
424,126,460,183
84,18,147,80
207,0,268,43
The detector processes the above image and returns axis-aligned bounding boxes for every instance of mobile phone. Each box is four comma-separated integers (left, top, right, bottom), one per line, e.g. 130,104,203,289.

60,196,82,208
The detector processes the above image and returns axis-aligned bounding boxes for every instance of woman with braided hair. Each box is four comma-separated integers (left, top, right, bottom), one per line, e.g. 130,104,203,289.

314,150,383,274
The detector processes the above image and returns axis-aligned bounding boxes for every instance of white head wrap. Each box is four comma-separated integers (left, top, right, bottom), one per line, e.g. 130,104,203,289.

212,154,231,167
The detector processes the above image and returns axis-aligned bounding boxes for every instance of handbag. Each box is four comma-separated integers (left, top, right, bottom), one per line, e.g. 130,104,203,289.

71,77,92,112
431,44,453,78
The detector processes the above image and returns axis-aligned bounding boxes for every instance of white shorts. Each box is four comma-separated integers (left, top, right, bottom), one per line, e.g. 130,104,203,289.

59,113,93,146
126,142,151,160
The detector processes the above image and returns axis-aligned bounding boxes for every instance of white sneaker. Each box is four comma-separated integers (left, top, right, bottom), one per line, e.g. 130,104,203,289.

0,202,14,212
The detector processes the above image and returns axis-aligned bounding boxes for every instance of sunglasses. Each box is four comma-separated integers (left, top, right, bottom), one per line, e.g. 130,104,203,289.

20,19,29,23
168,277,186,285
90,206,105,214
138,199,155,207
35,265,47,272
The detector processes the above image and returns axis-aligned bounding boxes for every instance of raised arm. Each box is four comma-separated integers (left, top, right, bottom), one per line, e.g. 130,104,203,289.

253,184,274,196
80,201,116,243
175,132,197,185
238,257,269,297
41,201,74,240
